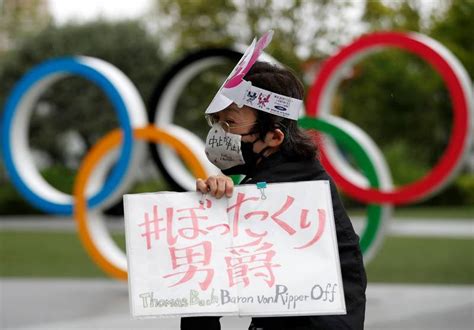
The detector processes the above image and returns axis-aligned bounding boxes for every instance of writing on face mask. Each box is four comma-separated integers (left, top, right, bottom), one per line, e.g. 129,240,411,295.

205,124,246,170
207,132,241,153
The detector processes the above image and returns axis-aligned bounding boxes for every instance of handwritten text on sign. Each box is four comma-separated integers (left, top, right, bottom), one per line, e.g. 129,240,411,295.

124,180,345,318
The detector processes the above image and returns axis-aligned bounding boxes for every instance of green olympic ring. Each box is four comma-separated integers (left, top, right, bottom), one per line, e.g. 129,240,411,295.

298,116,385,259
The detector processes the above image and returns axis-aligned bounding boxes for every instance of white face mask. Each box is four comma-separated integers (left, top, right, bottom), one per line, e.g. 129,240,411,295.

205,123,245,170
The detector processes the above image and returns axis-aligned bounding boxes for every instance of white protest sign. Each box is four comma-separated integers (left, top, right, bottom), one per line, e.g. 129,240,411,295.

124,180,345,318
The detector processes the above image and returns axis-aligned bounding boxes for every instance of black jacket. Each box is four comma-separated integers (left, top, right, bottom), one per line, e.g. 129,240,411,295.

182,152,367,330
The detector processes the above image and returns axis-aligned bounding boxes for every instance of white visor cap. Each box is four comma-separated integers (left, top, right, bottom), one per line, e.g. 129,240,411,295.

204,30,302,121
207,92,233,115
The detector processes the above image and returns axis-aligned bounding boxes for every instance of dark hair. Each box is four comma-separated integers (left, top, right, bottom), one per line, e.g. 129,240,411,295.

244,61,317,160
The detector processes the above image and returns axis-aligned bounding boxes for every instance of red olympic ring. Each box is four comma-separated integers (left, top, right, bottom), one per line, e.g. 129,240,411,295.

306,32,471,205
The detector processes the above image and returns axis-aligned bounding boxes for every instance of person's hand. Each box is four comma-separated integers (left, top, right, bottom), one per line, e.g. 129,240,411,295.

196,175,234,199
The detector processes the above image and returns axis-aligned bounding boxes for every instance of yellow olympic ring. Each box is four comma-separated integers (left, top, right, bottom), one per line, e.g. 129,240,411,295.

73,125,208,280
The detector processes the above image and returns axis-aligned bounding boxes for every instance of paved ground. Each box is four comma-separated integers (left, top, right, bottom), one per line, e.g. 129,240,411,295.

1,279,472,329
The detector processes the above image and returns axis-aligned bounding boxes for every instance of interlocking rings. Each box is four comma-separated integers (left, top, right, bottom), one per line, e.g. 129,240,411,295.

73,126,207,279
1,32,471,278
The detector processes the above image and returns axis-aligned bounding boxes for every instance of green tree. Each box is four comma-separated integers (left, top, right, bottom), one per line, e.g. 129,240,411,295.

431,0,474,79
0,0,52,52
149,0,360,68
363,0,423,32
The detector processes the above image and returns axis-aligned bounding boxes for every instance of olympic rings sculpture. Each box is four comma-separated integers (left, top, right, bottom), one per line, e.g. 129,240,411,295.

1,32,472,280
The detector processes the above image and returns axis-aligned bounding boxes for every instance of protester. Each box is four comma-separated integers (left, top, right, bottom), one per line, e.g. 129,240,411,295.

181,32,366,330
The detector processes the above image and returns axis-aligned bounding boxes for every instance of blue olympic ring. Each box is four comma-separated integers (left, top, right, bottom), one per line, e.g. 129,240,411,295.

1,57,134,214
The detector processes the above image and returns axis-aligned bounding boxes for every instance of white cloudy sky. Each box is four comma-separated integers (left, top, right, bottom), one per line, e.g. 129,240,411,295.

47,0,153,24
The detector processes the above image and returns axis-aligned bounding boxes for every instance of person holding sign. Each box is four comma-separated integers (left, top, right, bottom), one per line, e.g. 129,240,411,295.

183,31,366,330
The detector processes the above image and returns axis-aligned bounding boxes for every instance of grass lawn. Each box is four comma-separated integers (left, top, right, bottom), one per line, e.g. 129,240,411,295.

366,236,474,284
0,231,472,284
348,206,474,219
0,231,110,278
